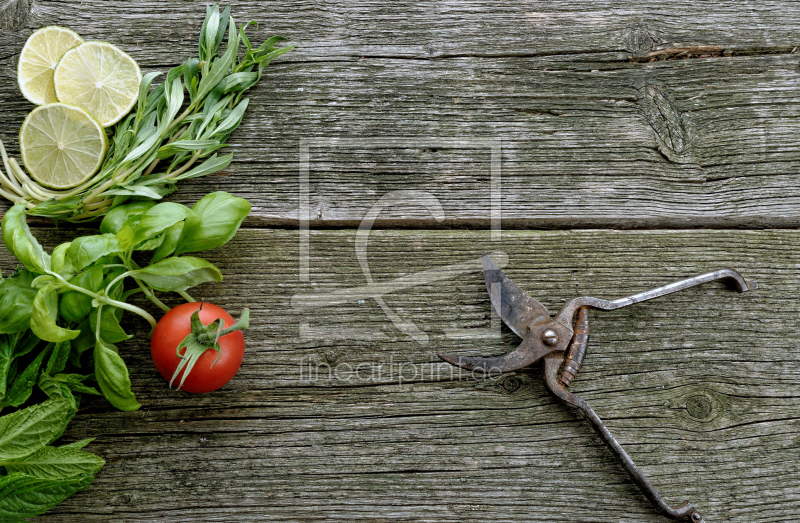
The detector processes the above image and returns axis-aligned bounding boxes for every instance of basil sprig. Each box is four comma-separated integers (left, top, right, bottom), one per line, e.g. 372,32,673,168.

0,191,250,517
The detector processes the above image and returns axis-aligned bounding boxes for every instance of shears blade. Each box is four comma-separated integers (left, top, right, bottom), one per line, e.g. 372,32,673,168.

482,253,550,338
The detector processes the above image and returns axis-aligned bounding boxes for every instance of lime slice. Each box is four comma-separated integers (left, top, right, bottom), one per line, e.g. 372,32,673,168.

53,41,142,127
17,26,84,105
19,103,108,190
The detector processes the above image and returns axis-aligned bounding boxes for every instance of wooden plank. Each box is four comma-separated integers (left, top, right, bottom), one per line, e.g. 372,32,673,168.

2,1,799,59
2,228,796,522
1,4,800,227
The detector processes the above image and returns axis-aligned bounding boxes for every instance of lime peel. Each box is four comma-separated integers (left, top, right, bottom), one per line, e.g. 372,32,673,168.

19,103,108,190
17,26,84,106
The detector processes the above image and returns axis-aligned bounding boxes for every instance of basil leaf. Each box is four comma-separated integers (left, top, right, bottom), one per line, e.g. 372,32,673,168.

68,329,92,369
131,256,222,292
31,274,58,289
59,266,104,323
99,200,156,234
3,444,104,479
93,340,140,411
102,267,126,301
30,286,80,343
115,224,135,252
67,234,122,273
89,307,131,344
131,202,189,246
4,344,50,407
151,221,184,262
1,204,50,273
0,473,94,520
175,191,250,255
0,269,38,333
0,399,72,460
50,242,74,277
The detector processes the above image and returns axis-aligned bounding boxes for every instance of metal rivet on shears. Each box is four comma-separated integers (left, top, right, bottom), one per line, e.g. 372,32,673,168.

541,329,558,345
439,253,755,522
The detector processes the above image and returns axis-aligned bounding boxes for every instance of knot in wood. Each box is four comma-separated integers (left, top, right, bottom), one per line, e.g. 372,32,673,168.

625,22,660,57
636,83,691,162
501,375,521,393
682,390,722,422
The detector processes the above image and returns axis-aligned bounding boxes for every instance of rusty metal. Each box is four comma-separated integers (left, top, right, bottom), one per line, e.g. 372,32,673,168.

559,306,589,388
439,253,756,522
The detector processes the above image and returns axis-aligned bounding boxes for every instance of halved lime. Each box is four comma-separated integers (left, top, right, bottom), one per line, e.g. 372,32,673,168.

17,26,84,105
54,41,141,127
19,103,108,190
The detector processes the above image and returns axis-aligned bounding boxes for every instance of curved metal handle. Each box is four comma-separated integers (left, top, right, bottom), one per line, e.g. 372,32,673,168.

543,352,706,522
554,268,757,328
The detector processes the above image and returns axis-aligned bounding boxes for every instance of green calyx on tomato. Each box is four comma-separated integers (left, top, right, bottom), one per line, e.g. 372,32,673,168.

167,302,249,391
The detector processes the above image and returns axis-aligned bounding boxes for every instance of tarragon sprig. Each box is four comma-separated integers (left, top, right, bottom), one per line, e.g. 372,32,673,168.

0,4,293,222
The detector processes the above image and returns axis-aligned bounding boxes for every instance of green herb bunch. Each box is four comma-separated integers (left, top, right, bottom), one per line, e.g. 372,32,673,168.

0,191,249,518
0,4,292,222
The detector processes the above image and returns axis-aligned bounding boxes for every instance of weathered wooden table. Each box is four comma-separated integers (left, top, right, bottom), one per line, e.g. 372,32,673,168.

2,1,799,521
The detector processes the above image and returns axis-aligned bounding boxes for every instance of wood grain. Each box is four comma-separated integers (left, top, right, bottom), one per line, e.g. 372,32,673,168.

0,3,800,227
2,228,796,522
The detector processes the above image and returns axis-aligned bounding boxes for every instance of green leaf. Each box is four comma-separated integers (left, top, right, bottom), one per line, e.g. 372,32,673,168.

155,139,221,159
67,234,123,273
31,286,80,343
31,274,58,289
0,269,38,334
103,184,172,200
130,256,222,292
3,444,105,480
175,191,250,255
37,373,78,412
60,438,93,451
196,16,239,101
172,153,232,181
115,224,135,252
4,344,51,407
50,242,74,277
12,331,40,358
0,399,72,460
59,266,104,324
0,334,13,401
210,98,249,137
151,222,184,262
1,204,50,273
135,71,161,122
100,200,156,234
93,340,140,411
45,341,71,376
54,373,100,396
0,473,94,520
89,307,131,344
131,202,190,246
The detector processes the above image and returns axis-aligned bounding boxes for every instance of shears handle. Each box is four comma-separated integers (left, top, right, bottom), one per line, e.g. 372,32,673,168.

544,350,706,522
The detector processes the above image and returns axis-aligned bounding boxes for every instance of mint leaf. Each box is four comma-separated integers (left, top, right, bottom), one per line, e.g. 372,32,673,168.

3,444,105,480
0,399,72,460
0,473,94,520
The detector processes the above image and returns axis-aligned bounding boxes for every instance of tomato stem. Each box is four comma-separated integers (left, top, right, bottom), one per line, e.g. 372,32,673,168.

169,308,249,391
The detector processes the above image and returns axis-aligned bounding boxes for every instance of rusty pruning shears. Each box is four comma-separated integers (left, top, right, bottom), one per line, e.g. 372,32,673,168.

439,254,757,523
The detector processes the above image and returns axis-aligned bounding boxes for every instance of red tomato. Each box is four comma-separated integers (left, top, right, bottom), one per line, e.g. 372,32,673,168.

151,302,245,393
